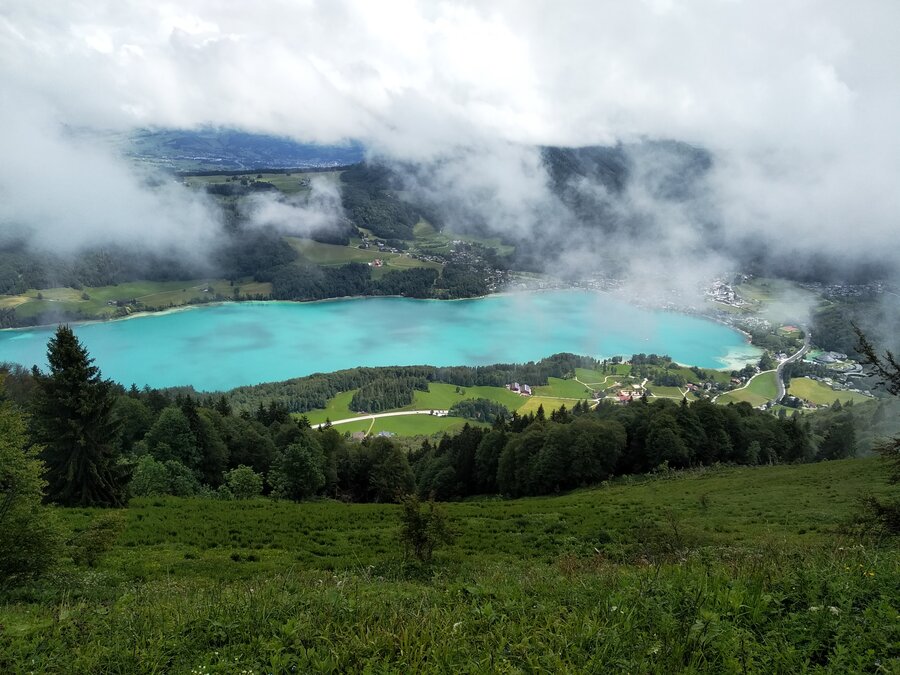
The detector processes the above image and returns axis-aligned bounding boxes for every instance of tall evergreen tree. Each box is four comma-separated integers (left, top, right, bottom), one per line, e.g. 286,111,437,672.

30,326,123,506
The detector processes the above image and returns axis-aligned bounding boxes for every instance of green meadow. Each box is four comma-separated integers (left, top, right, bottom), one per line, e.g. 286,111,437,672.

717,371,778,407
2,458,896,673
788,377,872,406
300,383,540,437
4,278,272,321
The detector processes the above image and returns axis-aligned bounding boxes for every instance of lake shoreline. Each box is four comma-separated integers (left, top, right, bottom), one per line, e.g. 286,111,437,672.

1,290,760,391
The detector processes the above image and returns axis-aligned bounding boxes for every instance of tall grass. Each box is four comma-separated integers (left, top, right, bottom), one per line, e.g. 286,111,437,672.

1,458,897,673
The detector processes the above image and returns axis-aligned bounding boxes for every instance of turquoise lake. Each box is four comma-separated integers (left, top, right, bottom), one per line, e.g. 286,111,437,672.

0,290,759,391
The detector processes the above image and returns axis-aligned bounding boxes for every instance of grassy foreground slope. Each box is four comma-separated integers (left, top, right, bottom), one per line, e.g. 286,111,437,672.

2,458,897,673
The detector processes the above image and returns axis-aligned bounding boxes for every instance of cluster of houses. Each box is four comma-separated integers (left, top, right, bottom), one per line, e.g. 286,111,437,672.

357,237,403,255
506,382,532,396
705,279,749,308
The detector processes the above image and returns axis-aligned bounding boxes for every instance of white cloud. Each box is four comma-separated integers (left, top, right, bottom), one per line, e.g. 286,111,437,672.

242,176,345,237
0,0,898,268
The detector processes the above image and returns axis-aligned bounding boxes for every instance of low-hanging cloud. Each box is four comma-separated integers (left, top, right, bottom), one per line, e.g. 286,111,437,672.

0,94,222,260
240,176,346,238
1,0,898,280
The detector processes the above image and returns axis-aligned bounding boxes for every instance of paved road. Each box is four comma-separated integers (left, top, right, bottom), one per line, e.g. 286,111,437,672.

775,330,812,402
312,409,450,429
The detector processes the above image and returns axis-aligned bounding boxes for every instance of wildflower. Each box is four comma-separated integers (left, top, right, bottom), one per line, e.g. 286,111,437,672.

828,607,840,615
809,606,822,612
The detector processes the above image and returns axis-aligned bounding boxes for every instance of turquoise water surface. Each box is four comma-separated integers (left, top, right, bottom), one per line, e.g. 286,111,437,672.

0,291,759,391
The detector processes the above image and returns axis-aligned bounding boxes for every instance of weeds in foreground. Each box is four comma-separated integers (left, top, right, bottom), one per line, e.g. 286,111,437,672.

1,545,896,673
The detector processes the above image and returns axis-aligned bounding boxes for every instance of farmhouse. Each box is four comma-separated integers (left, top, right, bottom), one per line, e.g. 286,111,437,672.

506,382,532,396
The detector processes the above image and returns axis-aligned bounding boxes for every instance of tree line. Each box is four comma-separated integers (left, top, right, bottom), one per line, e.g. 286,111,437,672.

217,352,603,414
1,327,875,515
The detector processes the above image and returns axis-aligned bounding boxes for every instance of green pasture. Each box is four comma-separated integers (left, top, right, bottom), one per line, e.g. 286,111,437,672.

368,414,481,436
516,395,583,416
287,237,442,275
320,414,480,438
717,371,778,407
50,458,889,578
2,459,896,672
533,377,594,399
6,278,273,321
408,383,524,411
788,377,872,406
287,238,385,265
646,385,688,399
302,390,358,425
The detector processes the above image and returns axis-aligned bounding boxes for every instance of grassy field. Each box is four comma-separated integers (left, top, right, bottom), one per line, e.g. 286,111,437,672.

313,414,478,437
287,237,386,265
301,390,358,425
534,376,594,398
717,370,778,407
368,415,482,436
2,459,896,672
411,219,516,257
286,237,443,275
646,384,688,399
516,395,583,416
184,171,341,195
4,278,272,321
299,384,526,436
788,377,872,406
407,383,524,411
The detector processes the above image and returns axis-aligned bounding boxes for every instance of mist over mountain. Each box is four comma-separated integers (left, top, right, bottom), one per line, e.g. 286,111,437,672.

1,1,899,291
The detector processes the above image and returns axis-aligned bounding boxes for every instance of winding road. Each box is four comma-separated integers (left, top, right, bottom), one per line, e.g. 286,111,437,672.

775,329,812,402
311,409,450,430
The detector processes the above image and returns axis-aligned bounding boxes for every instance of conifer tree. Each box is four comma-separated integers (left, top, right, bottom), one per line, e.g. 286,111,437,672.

0,377,63,583
30,326,123,506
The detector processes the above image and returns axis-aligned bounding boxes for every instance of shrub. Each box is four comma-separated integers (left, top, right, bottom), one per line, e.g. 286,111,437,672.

129,456,200,498
68,511,126,567
224,465,263,499
398,494,455,563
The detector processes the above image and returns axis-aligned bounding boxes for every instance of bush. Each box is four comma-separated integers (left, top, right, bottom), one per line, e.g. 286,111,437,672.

68,512,126,567
398,494,455,563
129,456,200,498
224,465,263,499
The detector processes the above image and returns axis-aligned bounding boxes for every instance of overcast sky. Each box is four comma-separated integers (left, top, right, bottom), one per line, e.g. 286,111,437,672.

1,0,899,264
